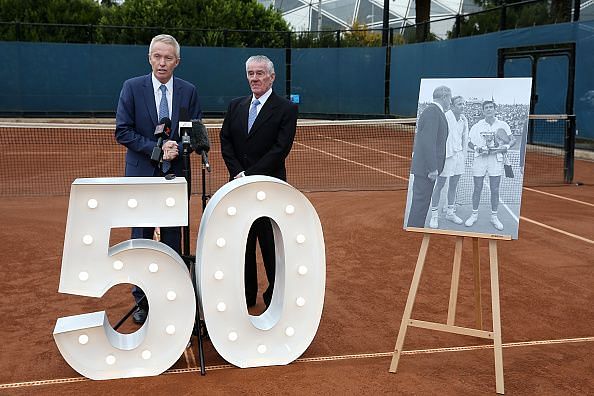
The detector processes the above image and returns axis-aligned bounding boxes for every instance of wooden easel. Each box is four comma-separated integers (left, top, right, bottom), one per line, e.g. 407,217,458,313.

389,230,510,394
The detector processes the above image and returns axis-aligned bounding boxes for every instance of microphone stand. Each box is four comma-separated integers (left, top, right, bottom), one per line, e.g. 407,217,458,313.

201,151,210,210
114,145,167,331
181,132,207,376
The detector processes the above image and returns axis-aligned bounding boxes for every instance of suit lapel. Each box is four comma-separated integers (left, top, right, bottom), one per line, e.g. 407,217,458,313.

238,96,251,135
142,74,158,126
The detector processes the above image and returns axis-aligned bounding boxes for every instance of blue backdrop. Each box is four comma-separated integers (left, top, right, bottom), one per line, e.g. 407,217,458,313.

0,20,593,140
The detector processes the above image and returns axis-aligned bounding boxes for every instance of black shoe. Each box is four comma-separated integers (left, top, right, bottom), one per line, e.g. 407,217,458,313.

133,307,148,324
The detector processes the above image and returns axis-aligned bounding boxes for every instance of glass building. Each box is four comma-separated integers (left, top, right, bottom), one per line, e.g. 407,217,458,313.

258,0,593,39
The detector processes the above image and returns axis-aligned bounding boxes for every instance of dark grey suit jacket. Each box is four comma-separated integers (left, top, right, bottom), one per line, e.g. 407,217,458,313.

220,91,298,181
410,103,448,177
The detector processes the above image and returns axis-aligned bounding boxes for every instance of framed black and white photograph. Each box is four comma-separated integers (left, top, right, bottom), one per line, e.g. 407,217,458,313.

403,77,533,239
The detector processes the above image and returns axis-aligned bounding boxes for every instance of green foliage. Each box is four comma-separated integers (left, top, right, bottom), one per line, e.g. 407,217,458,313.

292,30,338,48
290,23,406,48
1,0,290,47
0,0,102,42
453,0,571,38
341,22,381,47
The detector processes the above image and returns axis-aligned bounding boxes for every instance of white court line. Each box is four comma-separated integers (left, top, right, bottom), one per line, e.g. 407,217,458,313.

307,138,593,244
520,216,594,245
523,186,594,207
2,336,591,389
499,200,519,224
295,142,409,182
188,346,198,368
316,134,411,161
183,349,191,369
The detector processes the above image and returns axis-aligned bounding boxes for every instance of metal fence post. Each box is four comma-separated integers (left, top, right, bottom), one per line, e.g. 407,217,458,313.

574,0,581,21
500,4,507,31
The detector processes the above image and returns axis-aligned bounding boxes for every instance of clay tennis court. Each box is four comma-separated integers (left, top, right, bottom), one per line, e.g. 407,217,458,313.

0,122,592,394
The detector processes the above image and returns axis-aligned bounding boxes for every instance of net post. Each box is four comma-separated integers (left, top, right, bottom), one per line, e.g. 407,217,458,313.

564,114,576,184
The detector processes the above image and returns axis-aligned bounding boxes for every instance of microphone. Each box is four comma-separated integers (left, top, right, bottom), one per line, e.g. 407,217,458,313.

179,108,192,151
150,117,172,164
190,119,211,172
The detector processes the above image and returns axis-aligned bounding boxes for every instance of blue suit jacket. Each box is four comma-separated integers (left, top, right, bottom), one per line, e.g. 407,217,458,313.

115,73,202,177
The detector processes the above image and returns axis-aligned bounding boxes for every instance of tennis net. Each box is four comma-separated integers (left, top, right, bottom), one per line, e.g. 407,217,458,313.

0,117,570,197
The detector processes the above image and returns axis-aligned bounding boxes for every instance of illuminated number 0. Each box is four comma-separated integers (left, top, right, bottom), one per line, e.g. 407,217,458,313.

53,178,196,380
196,176,326,367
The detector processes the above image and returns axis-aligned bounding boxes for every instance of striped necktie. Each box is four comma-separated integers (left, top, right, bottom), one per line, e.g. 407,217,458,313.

247,99,260,134
158,85,171,173
158,85,169,120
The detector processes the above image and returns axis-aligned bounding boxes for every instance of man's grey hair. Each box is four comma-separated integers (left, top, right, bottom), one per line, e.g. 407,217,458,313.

245,55,275,75
149,34,180,59
432,85,452,100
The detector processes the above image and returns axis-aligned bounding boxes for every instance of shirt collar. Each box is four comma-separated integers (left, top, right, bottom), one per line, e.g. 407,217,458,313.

252,88,272,106
152,74,173,94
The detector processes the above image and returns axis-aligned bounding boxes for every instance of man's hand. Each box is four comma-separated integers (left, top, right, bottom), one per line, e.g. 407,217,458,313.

428,170,438,181
162,140,179,160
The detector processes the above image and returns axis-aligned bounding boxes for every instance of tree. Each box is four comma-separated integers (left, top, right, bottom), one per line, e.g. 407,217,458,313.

0,0,290,47
0,0,102,42
341,22,382,47
453,0,571,38
97,0,290,47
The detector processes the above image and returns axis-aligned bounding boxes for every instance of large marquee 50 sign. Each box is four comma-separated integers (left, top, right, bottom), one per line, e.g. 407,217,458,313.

53,176,325,380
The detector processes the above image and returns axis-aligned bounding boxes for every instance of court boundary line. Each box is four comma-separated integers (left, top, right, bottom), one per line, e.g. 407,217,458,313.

2,336,592,389
300,139,592,244
316,134,411,161
295,142,409,182
523,186,594,207
519,216,594,244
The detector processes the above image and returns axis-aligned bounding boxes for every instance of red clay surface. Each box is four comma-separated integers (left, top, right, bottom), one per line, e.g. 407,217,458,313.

0,159,593,395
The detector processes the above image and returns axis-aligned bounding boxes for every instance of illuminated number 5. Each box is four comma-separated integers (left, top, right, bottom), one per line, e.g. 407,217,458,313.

53,177,196,380
196,176,326,367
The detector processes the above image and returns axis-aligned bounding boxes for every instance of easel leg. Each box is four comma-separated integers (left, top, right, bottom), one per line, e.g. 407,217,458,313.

447,237,463,325
489,240,505,394
389,234,431,373
473,237,483,330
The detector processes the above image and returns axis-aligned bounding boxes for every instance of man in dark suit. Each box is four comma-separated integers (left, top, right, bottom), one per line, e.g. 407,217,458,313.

115,34,202,324
406,85,451,228
220,55,298,308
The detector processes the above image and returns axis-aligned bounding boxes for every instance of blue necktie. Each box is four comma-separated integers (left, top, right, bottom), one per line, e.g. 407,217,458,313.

158,85,169,120
158,85,171,173
247,99,260,134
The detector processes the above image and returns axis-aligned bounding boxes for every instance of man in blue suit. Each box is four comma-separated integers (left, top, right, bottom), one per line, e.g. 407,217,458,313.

220,55,298,309
115,34,202,324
